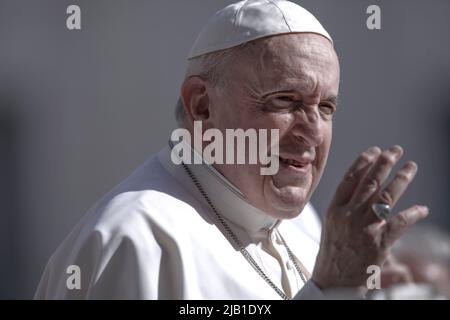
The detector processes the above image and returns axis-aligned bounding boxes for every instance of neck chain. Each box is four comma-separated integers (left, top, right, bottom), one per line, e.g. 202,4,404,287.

181,162,307,300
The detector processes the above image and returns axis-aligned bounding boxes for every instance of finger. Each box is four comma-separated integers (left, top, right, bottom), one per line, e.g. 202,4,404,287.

332,146,381,206
381,263,413,287
381,252,413,285
373,161,418,210
382,205,429,248
350,145,404,208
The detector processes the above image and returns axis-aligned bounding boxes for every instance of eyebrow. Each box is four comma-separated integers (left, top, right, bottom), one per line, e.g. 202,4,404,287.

262,90,339,106
261,90,302,99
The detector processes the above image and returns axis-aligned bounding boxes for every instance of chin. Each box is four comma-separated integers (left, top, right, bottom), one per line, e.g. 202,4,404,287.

261,172,311,216
265,186,309,220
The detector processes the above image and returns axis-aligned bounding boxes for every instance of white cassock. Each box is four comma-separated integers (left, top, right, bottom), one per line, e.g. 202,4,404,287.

35,142,326,299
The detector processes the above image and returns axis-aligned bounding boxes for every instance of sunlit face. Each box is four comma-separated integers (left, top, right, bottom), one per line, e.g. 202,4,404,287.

208,33,340,219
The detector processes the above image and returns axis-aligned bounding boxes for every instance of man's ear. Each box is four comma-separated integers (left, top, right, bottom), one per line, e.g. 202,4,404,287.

181,76,211,123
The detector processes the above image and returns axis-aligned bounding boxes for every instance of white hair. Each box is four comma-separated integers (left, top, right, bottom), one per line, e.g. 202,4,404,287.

175,43,250,127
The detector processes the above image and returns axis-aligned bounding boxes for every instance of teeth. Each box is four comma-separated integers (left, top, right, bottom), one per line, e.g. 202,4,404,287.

280,157,303,167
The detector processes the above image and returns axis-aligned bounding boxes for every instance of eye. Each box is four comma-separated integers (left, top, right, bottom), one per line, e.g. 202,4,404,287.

272,95,296,108
276,96,295,102
319,103,336,116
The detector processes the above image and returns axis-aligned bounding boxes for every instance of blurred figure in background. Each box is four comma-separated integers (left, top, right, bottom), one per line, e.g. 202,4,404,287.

374,225,450,299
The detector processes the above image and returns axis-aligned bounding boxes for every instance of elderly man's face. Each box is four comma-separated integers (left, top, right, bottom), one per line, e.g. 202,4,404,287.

209,33,340,219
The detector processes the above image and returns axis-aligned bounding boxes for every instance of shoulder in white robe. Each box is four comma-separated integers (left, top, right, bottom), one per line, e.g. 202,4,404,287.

35,145,324,299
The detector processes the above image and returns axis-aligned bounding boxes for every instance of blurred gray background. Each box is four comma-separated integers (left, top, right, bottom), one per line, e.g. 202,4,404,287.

0,0,449,299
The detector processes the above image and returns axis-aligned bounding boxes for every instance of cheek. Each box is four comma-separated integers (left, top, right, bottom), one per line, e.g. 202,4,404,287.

215,100,257,131
315,125,332,171
323,124,333,154
249,112,294,135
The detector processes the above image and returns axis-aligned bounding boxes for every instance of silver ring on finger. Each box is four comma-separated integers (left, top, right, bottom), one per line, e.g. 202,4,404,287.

371,202,391,220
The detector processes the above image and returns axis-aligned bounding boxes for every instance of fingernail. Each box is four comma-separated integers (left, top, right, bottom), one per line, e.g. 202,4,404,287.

389,145,404,155
367,146,381,155
405,161,418,171
419,205,429,215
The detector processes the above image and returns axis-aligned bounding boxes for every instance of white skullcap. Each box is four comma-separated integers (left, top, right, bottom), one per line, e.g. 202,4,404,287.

188,0,333,59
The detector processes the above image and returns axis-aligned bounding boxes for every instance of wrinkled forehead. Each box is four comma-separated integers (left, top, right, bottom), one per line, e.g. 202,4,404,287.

231,33,340,93
247,34,337,73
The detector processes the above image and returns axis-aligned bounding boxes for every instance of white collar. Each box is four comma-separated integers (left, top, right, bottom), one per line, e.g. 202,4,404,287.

158,140,280,234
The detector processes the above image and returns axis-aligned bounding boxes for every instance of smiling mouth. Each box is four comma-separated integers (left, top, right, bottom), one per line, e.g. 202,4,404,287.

278,156,312,176
279,156,307,167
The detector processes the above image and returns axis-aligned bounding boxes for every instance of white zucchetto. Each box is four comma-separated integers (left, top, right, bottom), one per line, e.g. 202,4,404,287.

188,0,333,59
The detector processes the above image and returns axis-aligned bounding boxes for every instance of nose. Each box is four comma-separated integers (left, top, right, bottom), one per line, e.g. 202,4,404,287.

290,106,325,147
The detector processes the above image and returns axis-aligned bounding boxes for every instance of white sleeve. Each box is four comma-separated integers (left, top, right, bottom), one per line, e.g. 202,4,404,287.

294,280,367,300
293,280,327,300
35,225,162,300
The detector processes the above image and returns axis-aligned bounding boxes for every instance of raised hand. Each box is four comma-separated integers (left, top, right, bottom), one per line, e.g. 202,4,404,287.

312,145,429,292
